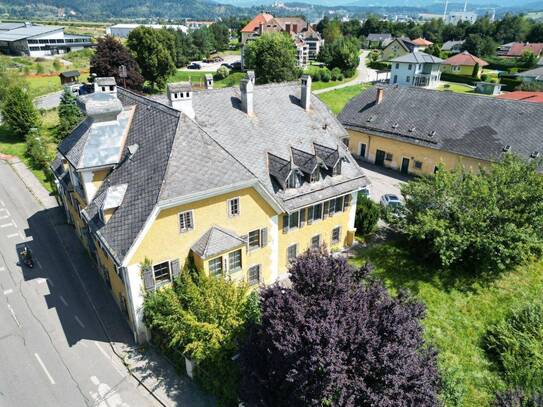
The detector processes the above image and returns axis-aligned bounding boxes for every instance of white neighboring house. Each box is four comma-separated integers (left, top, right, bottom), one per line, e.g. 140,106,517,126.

0,22,92,57
390,52,443,89
106,23,188,38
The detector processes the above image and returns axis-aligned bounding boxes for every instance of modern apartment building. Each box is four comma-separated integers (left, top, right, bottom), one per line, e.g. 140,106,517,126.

52,74,368,343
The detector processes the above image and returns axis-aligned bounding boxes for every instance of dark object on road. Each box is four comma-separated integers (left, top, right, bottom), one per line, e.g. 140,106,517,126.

19,245,34,268
221,63,232,69
187,63,202,70
231,61,242,71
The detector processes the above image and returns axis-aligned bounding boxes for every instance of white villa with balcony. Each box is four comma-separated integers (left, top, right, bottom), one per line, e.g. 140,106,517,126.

390,52,443,89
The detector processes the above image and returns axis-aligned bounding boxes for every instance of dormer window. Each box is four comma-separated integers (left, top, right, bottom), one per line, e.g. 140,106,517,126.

310,169,320,183
333,160,342,176
286,172,302,189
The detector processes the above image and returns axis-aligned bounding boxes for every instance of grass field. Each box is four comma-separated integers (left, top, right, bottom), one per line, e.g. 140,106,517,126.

437,82,476,94
0,109,59,192
317,83,372,114
168,70,245,89
351,240,543,406
311,74,358,91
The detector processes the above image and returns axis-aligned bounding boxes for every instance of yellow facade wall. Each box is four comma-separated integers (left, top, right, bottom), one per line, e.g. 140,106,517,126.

382,41,408,61
347,129,488,175
92,169,110,192
277,207,351,272
130,187,277,285
442,64,482,77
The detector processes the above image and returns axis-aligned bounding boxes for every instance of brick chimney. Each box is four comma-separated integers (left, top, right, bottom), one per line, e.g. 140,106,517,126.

301,74,312,111
240,78,254,116
375,87,384,104
167,82,195,119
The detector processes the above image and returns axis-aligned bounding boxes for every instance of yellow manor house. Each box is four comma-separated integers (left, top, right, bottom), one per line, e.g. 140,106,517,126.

51,74,368,342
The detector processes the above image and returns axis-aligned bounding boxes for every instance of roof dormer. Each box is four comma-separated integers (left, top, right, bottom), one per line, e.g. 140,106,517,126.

100,184,128,224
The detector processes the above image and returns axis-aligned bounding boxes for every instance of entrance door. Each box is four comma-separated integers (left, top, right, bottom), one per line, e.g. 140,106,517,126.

401,157,410,174
359,143,367,159
375,149,385,167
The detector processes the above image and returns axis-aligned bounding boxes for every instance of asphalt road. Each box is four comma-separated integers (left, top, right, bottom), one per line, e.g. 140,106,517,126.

0,160,157,407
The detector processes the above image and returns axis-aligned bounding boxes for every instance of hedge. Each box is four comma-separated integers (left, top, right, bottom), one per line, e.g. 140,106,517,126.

499,76,523,91
368,61,390,71
440,73,478,86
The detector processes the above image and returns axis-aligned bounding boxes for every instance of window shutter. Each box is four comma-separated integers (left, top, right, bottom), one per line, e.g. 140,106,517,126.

283,214,289,234
323,201,329,219
343,194,352,211
143,267,155,291
171,259,181,279
300,208,306,227
260,228,268,247
307,206,314,225
223,257,228,274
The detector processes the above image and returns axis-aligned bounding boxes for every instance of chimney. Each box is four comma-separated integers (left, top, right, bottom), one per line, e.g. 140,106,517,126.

300,74,312,111
375,87,384,104
246,70,255,85
94,77,117,94
240,78,254,116
167,82,195,119
84,92,122,123
204,73,213,89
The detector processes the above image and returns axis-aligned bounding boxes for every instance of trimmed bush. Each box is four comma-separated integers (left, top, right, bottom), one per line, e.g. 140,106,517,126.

484,303,543,392
215,65,230,80
493,388,543,407
331,67,341,81
440,72,478,86
321,69,331,82
355,195,380,236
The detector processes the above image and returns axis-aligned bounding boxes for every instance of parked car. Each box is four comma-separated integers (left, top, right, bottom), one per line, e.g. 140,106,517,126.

187,62,202,70
380,194,403,210
221,63,233,69
231,61,242,71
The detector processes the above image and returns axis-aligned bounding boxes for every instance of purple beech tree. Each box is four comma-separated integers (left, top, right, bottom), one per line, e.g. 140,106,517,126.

239,250,440,407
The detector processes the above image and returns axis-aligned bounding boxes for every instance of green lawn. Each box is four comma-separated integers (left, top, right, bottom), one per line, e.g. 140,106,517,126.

351,240,543,406
168,70,245,89
437,82,476,95
317,84,372,115
311,75,357,91
0,109,59,192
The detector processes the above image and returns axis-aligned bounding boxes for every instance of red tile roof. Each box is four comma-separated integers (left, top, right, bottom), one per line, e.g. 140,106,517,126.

443,51,489,67
241,13,274,33
507,42,543,57
411,37,433,46
497,91,543,104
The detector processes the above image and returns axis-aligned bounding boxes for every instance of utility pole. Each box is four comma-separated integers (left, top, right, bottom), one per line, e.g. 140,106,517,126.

464,0,468,12
443,0,449,20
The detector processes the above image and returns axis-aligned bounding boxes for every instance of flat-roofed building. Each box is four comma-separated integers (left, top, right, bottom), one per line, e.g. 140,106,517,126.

106,23,188,38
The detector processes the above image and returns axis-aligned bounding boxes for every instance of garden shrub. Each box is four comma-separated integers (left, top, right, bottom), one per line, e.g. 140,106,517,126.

215,65,230,80
484,303,543,392
493,388,543,407
439,366,467,407
321,68,331,82
331,67,341,81
355,194,380,236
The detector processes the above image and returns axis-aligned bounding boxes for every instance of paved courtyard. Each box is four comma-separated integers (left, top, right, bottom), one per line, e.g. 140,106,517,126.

356,160,409,202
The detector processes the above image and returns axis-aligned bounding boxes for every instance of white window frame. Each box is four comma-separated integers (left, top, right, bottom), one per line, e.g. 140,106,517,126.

153,261,171,285
247,264,261,286
248,229,261,251
287,243,298,262
208,256,223,276
179,210,194,233
311,234,321,249
228,249,242,273
331,226,341,244
227,197,240,217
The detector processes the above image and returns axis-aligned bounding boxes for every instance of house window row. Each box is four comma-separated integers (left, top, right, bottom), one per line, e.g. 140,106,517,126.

179,197,241,234
208,249,260,285
287,226,343,262
282,194,352,233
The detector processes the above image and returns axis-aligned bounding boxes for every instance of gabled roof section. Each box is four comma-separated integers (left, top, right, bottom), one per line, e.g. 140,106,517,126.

497,91,543,104
191,226,246,259
338,85,543,164
314,143,340,168
442,40,464,51
291,147,317,174
268,153,291,188
102,184,128,210
507,42,543,57
517,66,543,79
443,51,488,67
412,37,433,46
241,12,274,32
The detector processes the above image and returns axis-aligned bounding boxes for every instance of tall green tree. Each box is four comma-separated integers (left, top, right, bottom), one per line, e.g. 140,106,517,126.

323,19,342,44
518,50,538,69
243,33,301,84
57,88,83,141
90,35,144,90
26,128,51,170
210,23,230,51
318,36,360,77
127,27,176,89
1,86,40,139
396,155,543,272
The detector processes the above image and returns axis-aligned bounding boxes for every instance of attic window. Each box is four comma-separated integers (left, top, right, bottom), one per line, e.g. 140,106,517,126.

310,169,321,183
503,145,511,153
392,123,399,129
333,160,342,176
531,151,540,159
286,172,302,189
429,131,437,137
409,127,416,132
367,115,377,123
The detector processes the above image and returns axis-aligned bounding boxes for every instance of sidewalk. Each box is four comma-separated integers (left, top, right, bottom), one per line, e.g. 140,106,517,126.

5,156,214,407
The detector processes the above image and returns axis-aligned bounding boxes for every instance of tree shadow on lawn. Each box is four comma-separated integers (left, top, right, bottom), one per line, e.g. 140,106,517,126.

353,233,504,296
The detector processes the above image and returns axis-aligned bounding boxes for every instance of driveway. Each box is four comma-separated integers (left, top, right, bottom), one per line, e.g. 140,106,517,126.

357,159,410,202
180,54,240,73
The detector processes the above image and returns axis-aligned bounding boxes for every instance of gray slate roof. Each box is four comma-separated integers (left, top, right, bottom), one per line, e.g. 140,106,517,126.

367,33,392,41
390,52,443,64
517,66,543,79
191,226,246,259
61,83,367,265
338,85,543,164
442,40,464,51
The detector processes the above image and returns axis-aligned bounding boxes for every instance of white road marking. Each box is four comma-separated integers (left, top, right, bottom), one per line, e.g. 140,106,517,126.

0,208,9,214
36,259,42,269
7,304,21,327
95,343,125,377
3,289,13,295
34,353,55,385
74,315,85,328
0,215,9,220
0,222,14,228
0,199,4,206
0,266,5,271
47,278,54,287
6,233,19,239
59,296,68,306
